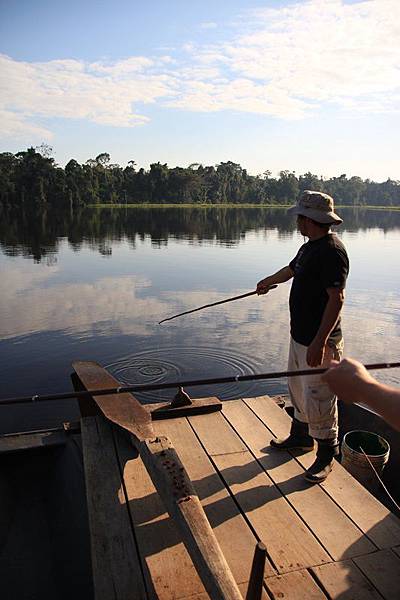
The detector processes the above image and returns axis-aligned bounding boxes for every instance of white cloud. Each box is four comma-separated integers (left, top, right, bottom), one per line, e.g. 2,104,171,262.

171,0,400,117
0,53,177,137
180,66,224,81
0,108,53,140
168,77,314,119
89,57,155,75
0,0,399,138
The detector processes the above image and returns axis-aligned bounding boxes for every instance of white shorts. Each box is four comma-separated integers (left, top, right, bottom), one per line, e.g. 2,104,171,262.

288,337,343,440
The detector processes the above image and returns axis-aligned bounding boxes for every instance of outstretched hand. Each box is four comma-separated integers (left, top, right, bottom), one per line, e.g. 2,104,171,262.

321,358,375,404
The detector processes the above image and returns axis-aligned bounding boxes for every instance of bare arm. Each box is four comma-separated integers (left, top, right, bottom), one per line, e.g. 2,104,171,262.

307,287,345,367
322,358,400,431
256,265,293,295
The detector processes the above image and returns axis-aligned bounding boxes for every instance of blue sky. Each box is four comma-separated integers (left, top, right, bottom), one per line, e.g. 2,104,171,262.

0,0,399,180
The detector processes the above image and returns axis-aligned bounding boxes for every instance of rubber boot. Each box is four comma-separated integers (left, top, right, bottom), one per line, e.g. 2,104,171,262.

304,438,340,483
270,418,314,452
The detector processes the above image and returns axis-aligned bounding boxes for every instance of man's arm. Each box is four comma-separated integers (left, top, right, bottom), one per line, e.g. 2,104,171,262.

307,287,345,367
322,358,400,431
256,265,293,295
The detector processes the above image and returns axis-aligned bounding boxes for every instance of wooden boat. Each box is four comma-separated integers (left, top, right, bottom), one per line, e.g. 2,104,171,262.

1,361,400,599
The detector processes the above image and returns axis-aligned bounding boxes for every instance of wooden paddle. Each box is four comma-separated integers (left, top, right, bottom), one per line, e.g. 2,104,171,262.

73,361,243,600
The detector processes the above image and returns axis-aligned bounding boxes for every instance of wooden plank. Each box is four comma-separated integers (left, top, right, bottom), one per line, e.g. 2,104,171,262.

222,400,376,560
245,395,400,549
155,417,276,581
311,561,383,599
114,415,276,599
193,582,270,600
188,411,249,456
81,416,147,600
138,437,243,599
265,570,327,599
0,430,67,453
147,396,222,420
114,424,206,599
209,451,330,574
74,361,243,600
189,412,331,573
354,549,400,600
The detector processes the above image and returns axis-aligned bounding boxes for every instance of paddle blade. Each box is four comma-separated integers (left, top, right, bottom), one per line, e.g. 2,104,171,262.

72,361,154,442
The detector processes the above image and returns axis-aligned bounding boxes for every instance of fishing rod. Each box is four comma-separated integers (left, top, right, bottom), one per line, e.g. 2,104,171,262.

158,285,278,324
1,361,399,407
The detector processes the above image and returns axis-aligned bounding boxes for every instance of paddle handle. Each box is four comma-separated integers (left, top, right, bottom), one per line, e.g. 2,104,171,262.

140,436,243,600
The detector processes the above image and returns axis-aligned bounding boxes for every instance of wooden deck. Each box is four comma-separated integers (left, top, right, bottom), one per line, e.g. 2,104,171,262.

82,396,400,599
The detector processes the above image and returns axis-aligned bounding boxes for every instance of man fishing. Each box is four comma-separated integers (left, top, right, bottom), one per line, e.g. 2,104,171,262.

257,190,349,483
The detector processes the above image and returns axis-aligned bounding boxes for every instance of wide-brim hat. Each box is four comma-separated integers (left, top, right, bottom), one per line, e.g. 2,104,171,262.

287,190,343,225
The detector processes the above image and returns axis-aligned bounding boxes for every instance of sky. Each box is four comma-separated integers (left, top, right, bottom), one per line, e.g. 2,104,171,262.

0,0,399,181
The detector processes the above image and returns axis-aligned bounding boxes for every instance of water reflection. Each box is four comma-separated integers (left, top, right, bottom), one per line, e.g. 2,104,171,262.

0,206,399,433
1,205,400,262
0,266,158,339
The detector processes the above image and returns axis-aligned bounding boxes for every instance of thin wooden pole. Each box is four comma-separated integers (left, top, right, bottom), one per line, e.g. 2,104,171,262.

246,542,267,600
0,361,399,406
158,286,277,324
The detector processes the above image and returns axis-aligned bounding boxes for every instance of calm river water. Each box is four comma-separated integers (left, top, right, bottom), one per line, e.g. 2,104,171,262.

0,206,399,433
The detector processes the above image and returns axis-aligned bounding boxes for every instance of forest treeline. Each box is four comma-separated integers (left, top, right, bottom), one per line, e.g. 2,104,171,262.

2,205,399,264
1,146,399,207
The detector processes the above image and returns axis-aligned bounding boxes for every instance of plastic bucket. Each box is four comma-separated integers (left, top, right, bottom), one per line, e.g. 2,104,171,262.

341,430,390,493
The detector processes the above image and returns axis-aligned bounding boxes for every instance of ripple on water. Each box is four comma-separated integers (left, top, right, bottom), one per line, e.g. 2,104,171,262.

106,346,285,402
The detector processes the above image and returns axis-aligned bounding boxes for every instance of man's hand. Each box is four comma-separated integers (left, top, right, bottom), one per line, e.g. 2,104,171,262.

307,287,345,367
256,266,293,295
256,277,273,295
306,338,326,367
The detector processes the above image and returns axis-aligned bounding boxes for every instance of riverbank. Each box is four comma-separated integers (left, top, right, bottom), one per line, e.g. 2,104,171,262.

89,203,400,210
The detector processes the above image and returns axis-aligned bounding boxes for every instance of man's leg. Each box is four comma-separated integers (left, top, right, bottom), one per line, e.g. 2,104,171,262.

303,341,343,483
305,437,340,483
270,338,314,451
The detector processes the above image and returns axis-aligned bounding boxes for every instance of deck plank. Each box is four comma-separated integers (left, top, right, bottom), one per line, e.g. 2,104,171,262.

222,399,376,560
0,430,67,453
354,549,400,600
189,411,331,574
155,417,276,581
80,394,400,599
193,581,270,599
265,570,327,599
114,422,205,600
311,560,383,599
245,395,400,549
81,417,147,600
188,411,248,455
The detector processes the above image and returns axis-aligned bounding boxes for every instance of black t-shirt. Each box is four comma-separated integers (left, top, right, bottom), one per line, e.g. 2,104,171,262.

289,233,349,346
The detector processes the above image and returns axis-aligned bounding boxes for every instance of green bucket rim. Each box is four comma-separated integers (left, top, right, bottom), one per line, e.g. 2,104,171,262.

343,430,390,457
